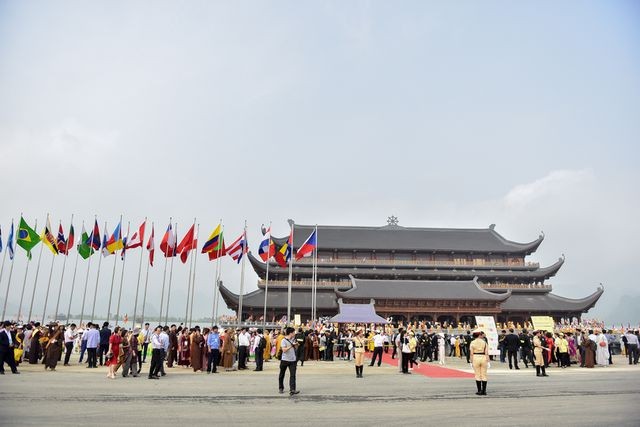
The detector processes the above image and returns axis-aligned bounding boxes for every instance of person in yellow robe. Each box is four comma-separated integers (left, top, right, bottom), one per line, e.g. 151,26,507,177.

263,330,272,361
275,329,285,359
367,331,375,352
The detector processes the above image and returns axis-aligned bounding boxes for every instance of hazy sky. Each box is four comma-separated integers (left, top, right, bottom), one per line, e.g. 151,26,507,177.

1,1,638,324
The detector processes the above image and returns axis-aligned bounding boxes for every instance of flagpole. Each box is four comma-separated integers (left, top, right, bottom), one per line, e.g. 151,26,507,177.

17,218,36,322
79,221,93,326
132,218,146,327
188,223,199,327
313,224,318,321
184,219,196,327
106,214,122,325
213,253,222,324
0,224,8,310
66,234,80,323
90,221,106,323
40,233,57,323
211,219,222,326
115,220,129,326
237,220,247,325
287,222,294,326
27,215,47,323
159,218,170,325
1,218,14,320
263,221,272,326
140,221,153,327
54,215,73,322
165,222,177,325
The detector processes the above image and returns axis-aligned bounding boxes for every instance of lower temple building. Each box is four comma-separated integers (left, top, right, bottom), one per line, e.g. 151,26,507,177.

220,220,603,324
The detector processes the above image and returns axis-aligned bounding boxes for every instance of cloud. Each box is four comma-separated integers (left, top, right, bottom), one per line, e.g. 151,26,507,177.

504,169,595,209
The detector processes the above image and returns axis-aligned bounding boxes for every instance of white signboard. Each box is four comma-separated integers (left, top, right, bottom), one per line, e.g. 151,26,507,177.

475,316,500,356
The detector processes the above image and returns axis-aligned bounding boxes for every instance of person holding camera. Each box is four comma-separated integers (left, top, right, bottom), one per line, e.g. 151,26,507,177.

278,327,300,396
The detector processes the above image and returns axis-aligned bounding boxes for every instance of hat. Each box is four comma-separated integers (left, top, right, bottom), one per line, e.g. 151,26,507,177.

559,332,564,337
472,328,483,335
133,327,141,334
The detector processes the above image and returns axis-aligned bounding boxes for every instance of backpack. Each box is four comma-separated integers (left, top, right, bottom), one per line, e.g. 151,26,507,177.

259,336,267,350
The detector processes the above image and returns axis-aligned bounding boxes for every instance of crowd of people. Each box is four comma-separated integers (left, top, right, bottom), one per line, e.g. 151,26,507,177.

1,318,638,398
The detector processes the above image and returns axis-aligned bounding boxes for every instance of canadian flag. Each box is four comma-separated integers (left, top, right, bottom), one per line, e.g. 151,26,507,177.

126,221,146,250
147,225,155,266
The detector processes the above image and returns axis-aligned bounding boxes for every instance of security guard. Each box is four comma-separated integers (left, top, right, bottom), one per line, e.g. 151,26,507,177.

532,330,548,377
470,329,489,395
353,330,367,378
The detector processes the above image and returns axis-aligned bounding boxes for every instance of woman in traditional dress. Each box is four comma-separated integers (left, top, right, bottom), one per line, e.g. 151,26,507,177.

29,326,42,364
44,325,63,371
190,328,204,372
470,329,489,395
544,332,555,367
105,326,122,379
222,328,237,371
178,329,190,367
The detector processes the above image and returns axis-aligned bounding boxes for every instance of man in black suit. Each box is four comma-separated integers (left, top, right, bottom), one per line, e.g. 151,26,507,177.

504,328,521,370
0,321,20,374
98,322,111,366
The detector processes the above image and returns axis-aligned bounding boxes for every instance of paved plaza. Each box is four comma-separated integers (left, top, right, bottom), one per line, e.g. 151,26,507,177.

1,354,638,426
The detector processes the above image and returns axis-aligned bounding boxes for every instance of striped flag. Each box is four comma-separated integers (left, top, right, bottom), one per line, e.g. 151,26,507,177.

225,231,247,264
146,224,155,266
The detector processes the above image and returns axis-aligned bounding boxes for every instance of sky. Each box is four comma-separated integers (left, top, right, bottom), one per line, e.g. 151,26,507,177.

0,1,638,324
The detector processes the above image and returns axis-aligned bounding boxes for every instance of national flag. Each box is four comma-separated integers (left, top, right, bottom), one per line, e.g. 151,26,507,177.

125,221,145,250
7,221,15,261
202,224,226,261
274,228,293,268
66,224,75,253
101,232,109,257
42,217,59,255
17,217,41,259
295,229,317,260
106,222,124,254
77,225,93,260
56,223,68,255
258,226,276,262
225,231,247,264
146,224,155,266
176,224,196,264
160,223,176,257
90,220,101,250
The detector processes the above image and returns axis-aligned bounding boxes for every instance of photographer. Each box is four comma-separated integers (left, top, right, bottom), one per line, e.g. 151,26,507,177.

278,327,300,396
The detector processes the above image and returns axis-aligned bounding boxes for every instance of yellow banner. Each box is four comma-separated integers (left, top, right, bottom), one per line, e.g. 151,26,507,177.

531,316,555,332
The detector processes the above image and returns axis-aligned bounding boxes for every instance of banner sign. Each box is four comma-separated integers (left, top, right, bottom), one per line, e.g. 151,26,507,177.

475,316,500,356
531,316,555,332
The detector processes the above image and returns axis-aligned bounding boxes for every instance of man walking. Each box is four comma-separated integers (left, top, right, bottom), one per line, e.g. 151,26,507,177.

624,329,639,365
98,322,111,366
278,327,299,396
148,326,163,379
206,326,221,373
504,328,520,370
238,327,250,370
254,328,265,371
0,321,20,375
140,323,151,364
63,323,77,366
369,330,384,367
159,326,169,376
85,323,100,368
167,325,178,368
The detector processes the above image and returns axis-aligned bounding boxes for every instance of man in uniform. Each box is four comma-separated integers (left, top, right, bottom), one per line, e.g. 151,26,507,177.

519,329,533,368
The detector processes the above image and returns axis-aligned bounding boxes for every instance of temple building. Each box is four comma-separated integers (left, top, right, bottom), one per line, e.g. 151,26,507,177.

219,219,603,324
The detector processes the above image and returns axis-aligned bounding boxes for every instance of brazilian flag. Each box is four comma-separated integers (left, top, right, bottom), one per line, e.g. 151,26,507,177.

17,217,41,259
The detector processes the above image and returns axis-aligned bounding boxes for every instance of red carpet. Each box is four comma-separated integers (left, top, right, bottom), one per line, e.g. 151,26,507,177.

365,351,474,378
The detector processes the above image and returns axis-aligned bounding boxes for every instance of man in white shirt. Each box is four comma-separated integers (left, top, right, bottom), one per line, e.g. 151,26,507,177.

140,323,151,364
369,331,385,367
159,326,169,376
237,328,250,370
63,323,78,366
84,323,100,368
149,327,164,380
278,327,300,395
